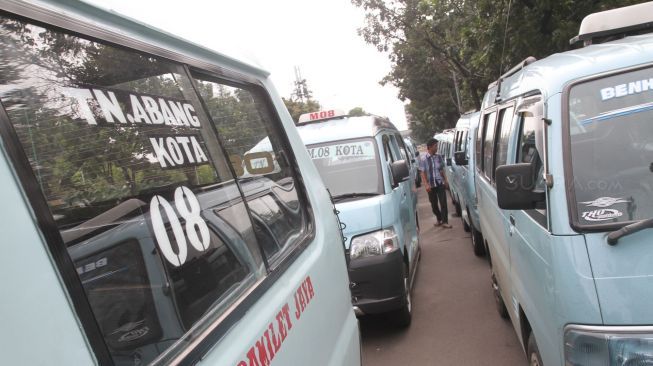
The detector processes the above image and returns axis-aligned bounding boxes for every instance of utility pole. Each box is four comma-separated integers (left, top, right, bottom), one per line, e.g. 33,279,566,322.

293,66,310,103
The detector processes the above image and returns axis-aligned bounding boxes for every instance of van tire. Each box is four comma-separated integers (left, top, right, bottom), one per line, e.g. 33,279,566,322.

527,332,543,366
454,200,462,217
471,226,485,257
491,267,509,319
393,262,412,328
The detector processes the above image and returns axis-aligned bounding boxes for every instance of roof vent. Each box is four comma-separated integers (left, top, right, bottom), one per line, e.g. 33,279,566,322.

570,2,653,46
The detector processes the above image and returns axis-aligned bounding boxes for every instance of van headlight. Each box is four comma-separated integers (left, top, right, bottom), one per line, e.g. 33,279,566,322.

349,229,398,260
565,326,653,366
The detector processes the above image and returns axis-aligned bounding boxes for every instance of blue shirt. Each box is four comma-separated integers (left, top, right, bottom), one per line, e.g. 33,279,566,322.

419,152,444,186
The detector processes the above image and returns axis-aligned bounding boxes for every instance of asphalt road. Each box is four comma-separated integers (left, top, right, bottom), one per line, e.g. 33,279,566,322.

361,187,525,366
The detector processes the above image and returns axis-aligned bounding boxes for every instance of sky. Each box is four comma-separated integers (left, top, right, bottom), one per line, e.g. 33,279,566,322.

84,0,409,131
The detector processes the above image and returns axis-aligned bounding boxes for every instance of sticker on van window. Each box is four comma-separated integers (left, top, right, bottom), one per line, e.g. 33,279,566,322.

307,141,374,161
62,86,201,127
581,197,630,208
600,77,653,101
150,186,211,267
581,209,623,221
236,276,315,366
148,134,209,169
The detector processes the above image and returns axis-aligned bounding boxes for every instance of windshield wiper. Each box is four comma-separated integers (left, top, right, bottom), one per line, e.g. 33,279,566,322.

331,192,378,202
607,217,653,245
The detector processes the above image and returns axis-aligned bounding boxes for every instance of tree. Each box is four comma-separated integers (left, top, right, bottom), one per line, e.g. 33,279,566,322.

348,107,367,116
283,98,321,123
352,0,642,137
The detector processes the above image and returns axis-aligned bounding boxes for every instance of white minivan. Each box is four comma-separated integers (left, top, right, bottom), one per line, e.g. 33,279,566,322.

0,1,360,365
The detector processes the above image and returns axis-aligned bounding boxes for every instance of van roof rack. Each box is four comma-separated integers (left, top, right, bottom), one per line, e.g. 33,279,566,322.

493,56,537,103
570,2,653,46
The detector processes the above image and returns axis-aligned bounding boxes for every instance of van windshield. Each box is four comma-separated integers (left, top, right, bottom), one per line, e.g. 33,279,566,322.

568,66,653,227
306,138,383,197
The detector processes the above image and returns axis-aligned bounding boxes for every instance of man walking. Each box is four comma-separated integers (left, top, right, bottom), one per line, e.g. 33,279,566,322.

420,138,451,228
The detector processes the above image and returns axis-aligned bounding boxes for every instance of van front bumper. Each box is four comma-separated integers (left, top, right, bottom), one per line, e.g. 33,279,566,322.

347,249,405,315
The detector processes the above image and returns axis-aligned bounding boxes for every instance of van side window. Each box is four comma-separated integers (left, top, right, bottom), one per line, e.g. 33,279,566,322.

382,135,394,162
0,17,272,365
395,134,409,162
389,135,403,162
517,111,547,225
494,106,515,175
476,117,485,171
193,75,308,264
518,114,540,165
482,111,498,179
460,130,468,153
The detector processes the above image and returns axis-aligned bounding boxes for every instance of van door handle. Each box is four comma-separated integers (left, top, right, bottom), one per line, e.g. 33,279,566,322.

509,214,515,226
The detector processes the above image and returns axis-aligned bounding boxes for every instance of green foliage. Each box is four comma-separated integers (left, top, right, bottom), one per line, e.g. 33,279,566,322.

352,0,642,141
348,107,367,116
282,97,321,123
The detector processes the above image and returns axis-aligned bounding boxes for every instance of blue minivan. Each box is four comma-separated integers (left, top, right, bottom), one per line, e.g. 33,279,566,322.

475,3,653,365
451,111,486,257
297,110,420,327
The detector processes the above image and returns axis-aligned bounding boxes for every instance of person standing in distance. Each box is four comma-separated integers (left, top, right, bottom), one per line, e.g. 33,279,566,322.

420,138,451,228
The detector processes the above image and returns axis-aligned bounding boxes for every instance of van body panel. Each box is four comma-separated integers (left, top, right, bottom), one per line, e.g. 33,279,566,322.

0,149,96,365
477,178,511,287
379,186,418,264
482,36,653,111
508,209,555,360
516,234,601,366
0,1,361,364
585,231,653,324
336,197,383,250
199,217,357,365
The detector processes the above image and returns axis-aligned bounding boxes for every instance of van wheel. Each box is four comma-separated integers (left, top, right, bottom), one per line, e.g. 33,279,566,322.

471,226,485,257
393,262,412,328
527,332,543,366
491,267,509,319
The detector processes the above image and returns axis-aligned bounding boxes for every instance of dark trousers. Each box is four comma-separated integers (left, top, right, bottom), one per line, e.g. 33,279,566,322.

428,185,448,224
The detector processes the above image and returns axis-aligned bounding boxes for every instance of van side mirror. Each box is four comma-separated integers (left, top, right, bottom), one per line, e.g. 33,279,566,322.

446,158,452,167
414,150,420,158
390,160,410,187
454,151,468,166
496,164,545,210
